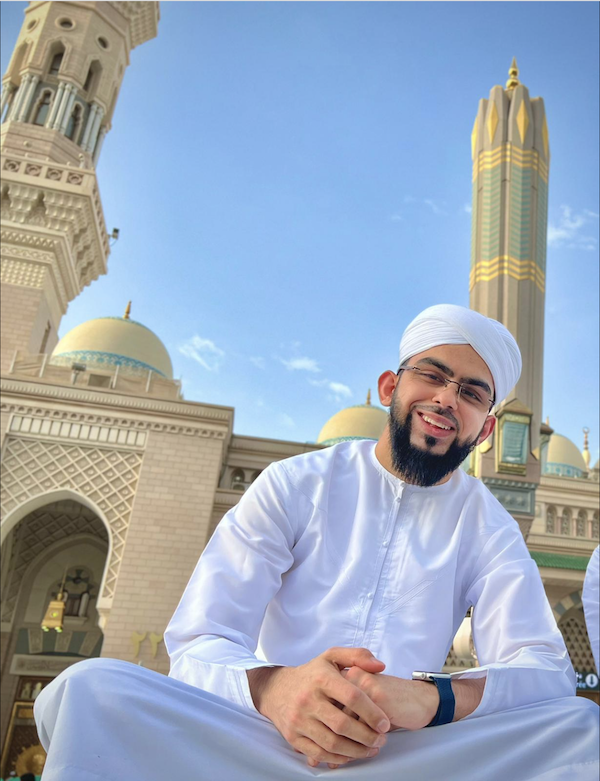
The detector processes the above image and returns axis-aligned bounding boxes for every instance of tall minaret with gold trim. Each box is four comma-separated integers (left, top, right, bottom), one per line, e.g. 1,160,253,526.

470,60,549,450
470,60,550,537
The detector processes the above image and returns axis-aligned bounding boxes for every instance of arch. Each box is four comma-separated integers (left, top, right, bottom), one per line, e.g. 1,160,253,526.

576,509,587,537
552,589,583,621
0,488,114,632
7,41,28,82
83,59,102,100
546,505,557,534
65,101,84,142
230,468,245,491
560,507,572,536
31,88,53,126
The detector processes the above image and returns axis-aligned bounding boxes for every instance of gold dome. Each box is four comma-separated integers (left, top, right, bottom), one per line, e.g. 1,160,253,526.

51,316,173,379
543,433,587,478
317,400,388,445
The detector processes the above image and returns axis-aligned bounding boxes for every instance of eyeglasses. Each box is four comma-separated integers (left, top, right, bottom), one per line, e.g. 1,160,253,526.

397,366,495,412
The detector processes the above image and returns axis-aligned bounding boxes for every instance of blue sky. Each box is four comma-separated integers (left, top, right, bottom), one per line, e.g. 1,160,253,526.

2,1,599,459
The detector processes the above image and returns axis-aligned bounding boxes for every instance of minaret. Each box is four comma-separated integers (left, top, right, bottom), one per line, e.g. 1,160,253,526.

0,2,159,373
469,60,550,537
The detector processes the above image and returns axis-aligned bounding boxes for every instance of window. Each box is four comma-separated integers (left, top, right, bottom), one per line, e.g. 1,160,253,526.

84,68,94,92
576,510,587,537
33,91,52,126
49,51,63,75
561,508,572,536
58,18,73,30
65,103,83,141
546,506,557,534
231,468,245,491
97,36,109,50
88,374,111,388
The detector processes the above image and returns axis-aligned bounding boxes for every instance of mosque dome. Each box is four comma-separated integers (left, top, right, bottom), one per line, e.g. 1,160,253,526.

51,305,173,379
542,433,587,479
317,391,388,446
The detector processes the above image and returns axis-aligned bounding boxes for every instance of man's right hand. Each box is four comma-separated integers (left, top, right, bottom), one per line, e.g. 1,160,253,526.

247,647,391,768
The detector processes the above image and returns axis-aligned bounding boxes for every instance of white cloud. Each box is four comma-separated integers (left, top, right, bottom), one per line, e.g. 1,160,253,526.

178,335,225,372
309,378,353,402
396,196,447,218
547,205,598,250
249,356,266,369
463,203,472,215
390,213,403,222
280,356,321,373
278,413,296,429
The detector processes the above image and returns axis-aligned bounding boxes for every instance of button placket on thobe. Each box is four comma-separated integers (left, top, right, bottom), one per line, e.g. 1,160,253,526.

352,488,405,652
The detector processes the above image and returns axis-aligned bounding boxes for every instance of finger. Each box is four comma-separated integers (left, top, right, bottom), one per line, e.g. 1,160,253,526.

319,702,387,749
324,677,390,733
294,736,354,767
302,720,382,761
323,646,386,674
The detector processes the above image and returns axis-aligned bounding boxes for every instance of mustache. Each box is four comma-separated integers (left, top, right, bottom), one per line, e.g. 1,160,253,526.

410,405,460,432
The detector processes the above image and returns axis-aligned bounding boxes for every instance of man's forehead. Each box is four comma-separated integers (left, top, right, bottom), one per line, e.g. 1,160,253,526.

409,345,495,389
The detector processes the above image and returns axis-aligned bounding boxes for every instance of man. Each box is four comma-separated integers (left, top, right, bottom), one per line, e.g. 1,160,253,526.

35,305,599,780
583,546,599,673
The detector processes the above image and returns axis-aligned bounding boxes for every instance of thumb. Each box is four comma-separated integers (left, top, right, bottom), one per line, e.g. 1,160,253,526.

323,646,386,673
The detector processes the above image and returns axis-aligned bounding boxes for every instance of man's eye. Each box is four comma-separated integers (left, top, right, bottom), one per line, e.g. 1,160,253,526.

463,388,482,403
422,372,444,384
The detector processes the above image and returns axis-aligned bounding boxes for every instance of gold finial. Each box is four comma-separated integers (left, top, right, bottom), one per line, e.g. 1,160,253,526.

123,301,131,320
582,427,591,468
506,57,520,90
545,416,550,426
366,389,371,406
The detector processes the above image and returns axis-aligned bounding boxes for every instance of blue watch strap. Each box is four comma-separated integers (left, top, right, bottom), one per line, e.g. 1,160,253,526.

426,676,455,727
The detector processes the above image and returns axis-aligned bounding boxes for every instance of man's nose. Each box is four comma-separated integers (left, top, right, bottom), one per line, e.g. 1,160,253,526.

431,382,460,410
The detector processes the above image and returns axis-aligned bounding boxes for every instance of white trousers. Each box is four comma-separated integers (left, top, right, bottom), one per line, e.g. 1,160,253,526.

35,658,599,781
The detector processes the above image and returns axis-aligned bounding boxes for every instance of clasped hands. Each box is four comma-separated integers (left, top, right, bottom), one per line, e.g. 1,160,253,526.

247,646,440,769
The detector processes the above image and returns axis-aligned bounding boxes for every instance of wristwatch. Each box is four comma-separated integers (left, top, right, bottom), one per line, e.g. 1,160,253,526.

412,671,455,727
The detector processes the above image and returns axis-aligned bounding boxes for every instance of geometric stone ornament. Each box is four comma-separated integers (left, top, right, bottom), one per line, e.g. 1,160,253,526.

487,101,499,144
1,499,108,626
1,437,142,606
559,610,596,672
516,99,529,145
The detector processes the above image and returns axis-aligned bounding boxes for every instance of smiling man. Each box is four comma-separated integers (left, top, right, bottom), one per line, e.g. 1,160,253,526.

35,305,599,780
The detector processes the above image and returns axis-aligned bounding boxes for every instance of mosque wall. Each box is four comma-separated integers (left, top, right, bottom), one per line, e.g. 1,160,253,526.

99,431,225,671
0,284,48,374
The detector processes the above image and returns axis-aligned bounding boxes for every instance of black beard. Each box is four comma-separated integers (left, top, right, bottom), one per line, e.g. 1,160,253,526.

388,399,480,487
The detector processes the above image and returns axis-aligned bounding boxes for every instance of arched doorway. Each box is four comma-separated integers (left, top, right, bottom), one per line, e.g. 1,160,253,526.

0,497,109,777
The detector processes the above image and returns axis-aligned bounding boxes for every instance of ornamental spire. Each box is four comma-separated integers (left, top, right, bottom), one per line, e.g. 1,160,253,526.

366,389,371,406
124,301,132,320
506,57,520,90
582,427,591,467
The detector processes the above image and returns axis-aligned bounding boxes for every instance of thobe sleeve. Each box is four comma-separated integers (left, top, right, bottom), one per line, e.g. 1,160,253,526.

164,462,298,713
452,522,576,718
583,545,600,673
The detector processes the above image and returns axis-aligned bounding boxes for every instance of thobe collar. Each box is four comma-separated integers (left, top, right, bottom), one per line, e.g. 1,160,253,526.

367,441,463,499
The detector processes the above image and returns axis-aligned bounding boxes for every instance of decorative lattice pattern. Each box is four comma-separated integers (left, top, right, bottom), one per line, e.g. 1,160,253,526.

559,612,596,671
1,437,142,602
1,500,108,625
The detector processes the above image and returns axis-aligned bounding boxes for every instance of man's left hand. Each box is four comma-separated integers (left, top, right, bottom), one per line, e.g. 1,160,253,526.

342,668,439,731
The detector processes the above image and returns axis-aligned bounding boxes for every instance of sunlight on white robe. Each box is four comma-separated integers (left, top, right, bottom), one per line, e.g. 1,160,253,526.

35,658,599,781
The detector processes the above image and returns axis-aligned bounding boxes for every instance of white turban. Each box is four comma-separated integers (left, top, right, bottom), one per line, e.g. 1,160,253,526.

399,304,522,405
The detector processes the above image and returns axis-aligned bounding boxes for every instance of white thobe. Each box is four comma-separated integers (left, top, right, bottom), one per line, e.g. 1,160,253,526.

583,546,599,673
35,441,599,780
165,440,575,715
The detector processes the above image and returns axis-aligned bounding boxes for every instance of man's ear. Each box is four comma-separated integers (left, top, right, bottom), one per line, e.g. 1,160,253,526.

378,371,398,407
476,415,496,446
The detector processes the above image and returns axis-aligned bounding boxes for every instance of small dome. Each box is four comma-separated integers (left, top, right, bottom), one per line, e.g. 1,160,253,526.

317,401,388,446
543,433,587,479
51,316,173,379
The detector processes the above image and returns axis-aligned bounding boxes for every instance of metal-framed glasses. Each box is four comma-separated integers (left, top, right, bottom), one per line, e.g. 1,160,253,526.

397,366,495,412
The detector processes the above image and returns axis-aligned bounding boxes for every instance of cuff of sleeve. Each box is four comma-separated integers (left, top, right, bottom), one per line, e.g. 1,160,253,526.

450,666,494,720
228,663,283,716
